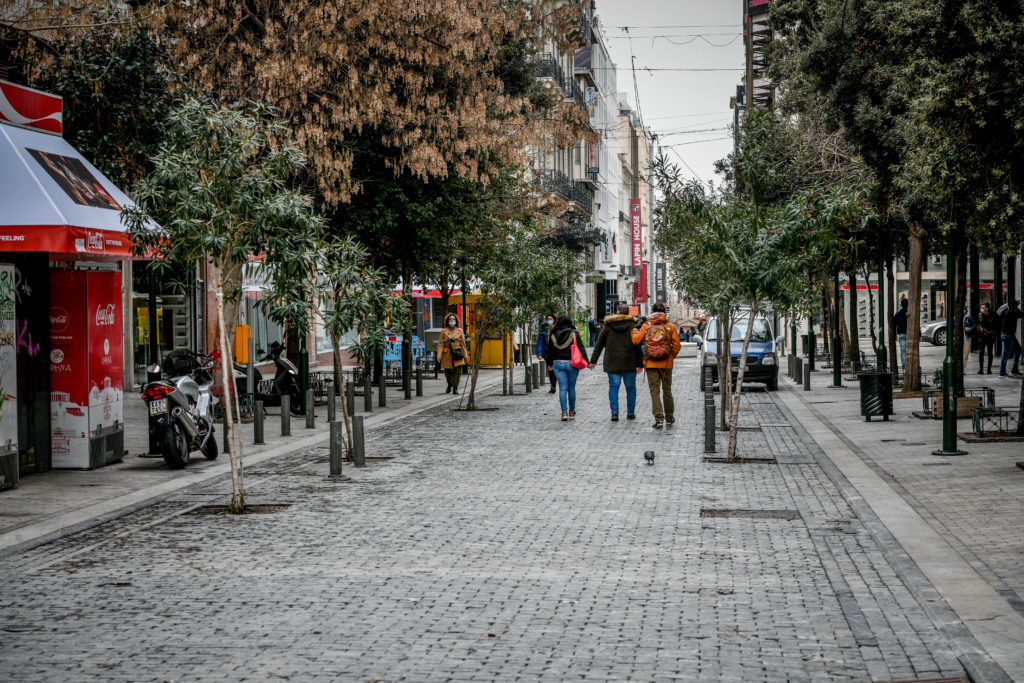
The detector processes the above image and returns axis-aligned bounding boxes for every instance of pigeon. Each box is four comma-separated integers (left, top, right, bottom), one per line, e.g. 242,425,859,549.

644,450,655,465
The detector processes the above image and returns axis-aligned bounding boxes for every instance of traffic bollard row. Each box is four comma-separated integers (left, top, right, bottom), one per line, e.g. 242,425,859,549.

329,421,344,477
352,415,366,468
253,400,264,444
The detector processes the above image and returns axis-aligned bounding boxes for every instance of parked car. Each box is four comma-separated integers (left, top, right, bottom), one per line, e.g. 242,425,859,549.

693,313,784,391
920,318,946,346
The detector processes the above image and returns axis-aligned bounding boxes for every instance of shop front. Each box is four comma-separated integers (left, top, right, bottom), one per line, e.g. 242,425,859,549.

0,79,143,488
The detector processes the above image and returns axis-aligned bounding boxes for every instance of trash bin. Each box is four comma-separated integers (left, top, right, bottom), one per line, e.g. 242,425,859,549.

857,372,893,422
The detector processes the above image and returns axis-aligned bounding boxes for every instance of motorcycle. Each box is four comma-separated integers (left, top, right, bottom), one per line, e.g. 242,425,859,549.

142,349,219,469
232,340,302,415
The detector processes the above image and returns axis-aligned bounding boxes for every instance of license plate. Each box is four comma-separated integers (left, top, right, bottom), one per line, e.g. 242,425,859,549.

149,398,167,416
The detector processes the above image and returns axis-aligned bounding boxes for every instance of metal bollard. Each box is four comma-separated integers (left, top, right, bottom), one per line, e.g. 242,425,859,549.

804,360,811,391
704,399,716,453
533,362,540,387
352,415,366,468
329,421,344,476
416,366,423,397
281,394,291,436
305,389,315,428
327,385,336,423
346,381,355,417
223,419,231,455
525,365,532,392
404,369,411,401
795,358,803,385
378,375,387,408
253,400,264,444
538,361,546,385
364,374,373,412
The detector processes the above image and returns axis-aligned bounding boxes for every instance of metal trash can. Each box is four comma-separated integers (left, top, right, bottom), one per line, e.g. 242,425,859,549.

857,372,893,421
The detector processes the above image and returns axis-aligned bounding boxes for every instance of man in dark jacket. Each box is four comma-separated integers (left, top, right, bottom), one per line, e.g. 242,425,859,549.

999,299,1022,377
589,305,644,421
894,298,909,370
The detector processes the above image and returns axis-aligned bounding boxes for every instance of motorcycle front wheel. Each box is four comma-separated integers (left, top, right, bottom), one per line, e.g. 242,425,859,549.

162,422,190,470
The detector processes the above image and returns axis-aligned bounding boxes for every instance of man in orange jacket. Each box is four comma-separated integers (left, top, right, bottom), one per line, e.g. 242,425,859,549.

631,302,682,428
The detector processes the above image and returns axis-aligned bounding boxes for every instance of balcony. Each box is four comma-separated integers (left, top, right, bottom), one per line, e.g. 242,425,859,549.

537,54,567,95
535,170,592,215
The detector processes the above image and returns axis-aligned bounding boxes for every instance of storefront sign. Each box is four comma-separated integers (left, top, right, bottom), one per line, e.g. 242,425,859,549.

748,0,770,15
0,79,63,135
88,271,123,442
630,199,642,270
655,262,666,304
634,262,649,304
0,264,17,456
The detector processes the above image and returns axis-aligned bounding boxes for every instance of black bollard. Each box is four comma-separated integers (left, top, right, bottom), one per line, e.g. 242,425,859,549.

281,394,291,436
537,361,546,385
352,415,366,468
378,374,387,408
327,384,336,423
416,366,423,397
804,360,811,391
525,365,532,393
253,400,264,444
795,358,803,385
329,421,344,477
704,399,716,453
305,389,315,429
346,381,355,417
364,374,373,412
532,362,540,387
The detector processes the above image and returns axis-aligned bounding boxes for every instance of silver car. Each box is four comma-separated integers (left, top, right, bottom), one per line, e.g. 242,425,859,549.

920,318,946,346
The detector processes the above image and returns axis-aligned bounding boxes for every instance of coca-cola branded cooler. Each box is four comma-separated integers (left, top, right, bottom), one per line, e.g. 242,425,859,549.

49,270,124,469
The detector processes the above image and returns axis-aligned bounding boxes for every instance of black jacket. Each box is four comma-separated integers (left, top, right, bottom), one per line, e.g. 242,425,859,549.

590,315,643,373
978,311,999,340
894,306,909,335
547,323,589,364
1000,307,1022,336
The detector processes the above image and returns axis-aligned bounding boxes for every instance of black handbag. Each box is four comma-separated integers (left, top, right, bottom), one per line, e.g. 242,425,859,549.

447,337,465,361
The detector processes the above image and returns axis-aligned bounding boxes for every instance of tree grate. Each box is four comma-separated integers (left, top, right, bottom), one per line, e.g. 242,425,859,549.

882,678,969,683
700,508,801,520
703,456,777,465
189,504,291,515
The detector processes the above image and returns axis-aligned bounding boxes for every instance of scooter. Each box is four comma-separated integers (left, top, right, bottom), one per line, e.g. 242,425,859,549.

232,341,302,415
142,349,219,470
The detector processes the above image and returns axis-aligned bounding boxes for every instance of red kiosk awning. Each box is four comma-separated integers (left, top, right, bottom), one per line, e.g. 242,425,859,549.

0,79,137,257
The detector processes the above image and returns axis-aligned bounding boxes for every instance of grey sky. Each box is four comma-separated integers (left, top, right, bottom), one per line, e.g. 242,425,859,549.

595,0,745,184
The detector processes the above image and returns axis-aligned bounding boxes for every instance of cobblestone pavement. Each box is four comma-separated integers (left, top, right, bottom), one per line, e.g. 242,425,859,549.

0,359,971,681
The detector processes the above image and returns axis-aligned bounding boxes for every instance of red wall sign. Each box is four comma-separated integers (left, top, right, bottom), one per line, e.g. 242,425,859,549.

630,198,642,269
0,79,63,135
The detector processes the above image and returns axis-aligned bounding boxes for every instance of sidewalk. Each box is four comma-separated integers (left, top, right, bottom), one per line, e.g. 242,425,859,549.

775,343,1024,681
0,367,505,555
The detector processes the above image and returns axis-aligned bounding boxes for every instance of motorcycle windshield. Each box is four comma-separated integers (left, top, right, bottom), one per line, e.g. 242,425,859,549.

280,358,298,374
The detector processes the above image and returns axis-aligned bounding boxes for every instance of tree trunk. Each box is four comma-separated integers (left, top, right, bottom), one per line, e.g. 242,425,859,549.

887,256,898,375
331,332,354,458
215,284,244,513
466,326,486,410
727,303,758,461
848,273,860,368
821,288,831,359
501,329,508,396
904,224,925,391
718,311,733,431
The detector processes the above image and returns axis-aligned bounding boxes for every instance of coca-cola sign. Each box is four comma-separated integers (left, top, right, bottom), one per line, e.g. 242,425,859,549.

50,307,69,332
94,304,116,326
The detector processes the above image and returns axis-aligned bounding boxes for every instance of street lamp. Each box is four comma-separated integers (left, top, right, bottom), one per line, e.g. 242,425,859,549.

933,230,966,456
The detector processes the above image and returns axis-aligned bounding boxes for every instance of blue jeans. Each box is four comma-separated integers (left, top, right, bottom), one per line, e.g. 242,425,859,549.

1000,334,1020,375
552,360,579,413
898,333,907,369
607,372,637,416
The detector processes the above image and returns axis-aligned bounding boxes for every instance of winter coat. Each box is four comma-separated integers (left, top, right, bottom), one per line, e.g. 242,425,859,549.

1000,307,1022,336
536,327,551,360
546,323,589,364
631,312,682,369
437,327,468,369
894,307,908,335
978,311,999,340
590,315,643,373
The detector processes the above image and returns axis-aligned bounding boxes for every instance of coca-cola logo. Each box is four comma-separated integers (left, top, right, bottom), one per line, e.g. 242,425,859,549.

50,307,70,332
95,304,116,326
50,349,65,363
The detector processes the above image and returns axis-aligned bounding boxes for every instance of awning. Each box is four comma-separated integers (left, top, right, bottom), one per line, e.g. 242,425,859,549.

0,121,137,257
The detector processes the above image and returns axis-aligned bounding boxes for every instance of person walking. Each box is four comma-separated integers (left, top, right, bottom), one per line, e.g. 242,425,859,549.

963,311,977,367
437,313,469,394
547,315,589,421
894,298,909,370
998,299,1022,377
631,302,681,429
536,314,557,393
588,305,644,421
977,302,998,374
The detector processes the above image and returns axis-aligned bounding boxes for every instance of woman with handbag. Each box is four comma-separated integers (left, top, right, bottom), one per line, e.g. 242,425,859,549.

437,313,469,394
547,315,590,421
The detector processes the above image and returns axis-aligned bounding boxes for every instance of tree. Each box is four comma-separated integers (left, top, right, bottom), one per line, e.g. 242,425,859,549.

123,96,324,513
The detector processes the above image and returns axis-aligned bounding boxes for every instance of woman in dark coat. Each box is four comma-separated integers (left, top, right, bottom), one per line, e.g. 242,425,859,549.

535,314,557,392
546,315,589,420
589,306,644,420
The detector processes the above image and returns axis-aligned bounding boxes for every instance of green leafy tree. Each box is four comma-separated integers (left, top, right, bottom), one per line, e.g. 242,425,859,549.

123,96,324,513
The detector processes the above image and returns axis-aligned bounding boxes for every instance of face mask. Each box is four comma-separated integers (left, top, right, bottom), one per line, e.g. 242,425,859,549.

545,319,554,326
448,321,457,328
